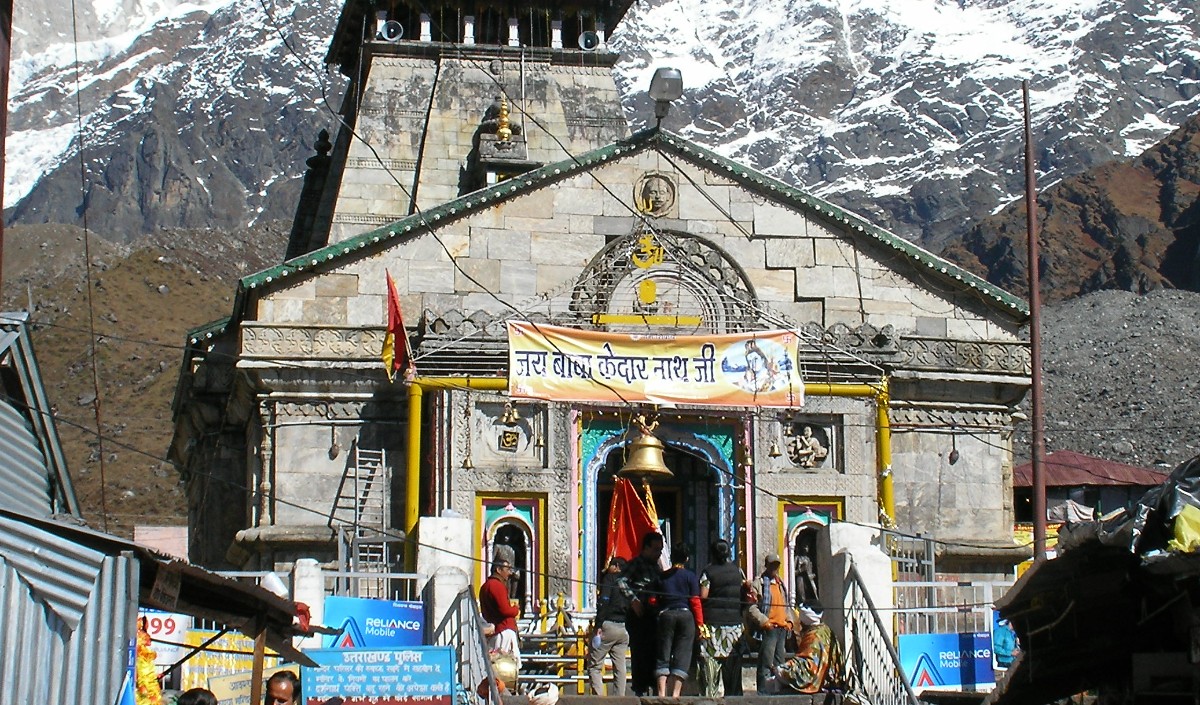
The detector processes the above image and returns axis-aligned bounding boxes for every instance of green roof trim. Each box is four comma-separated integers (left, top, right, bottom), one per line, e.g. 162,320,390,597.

223,126,1026,334
187,316,232,345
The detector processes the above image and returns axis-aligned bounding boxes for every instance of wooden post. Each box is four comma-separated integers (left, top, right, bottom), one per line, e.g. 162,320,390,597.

250,619,267,705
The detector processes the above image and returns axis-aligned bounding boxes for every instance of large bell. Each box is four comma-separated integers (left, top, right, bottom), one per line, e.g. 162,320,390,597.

617,430,673,480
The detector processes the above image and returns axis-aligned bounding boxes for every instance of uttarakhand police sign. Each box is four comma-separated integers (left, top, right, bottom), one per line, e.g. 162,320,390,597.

301,647,455,705
898,632,995,691
507,322,803,408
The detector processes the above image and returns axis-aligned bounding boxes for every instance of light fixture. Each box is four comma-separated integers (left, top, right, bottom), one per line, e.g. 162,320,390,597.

648,67,683,125
948,435,960,465
328,425,341,460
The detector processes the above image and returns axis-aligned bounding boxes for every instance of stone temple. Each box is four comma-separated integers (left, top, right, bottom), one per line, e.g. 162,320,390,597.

170,0,1032,613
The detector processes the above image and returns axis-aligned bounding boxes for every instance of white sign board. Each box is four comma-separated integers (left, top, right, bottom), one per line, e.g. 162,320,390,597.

140,609,193,669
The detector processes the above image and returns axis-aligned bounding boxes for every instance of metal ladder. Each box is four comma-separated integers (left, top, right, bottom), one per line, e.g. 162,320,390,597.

330,446,396,586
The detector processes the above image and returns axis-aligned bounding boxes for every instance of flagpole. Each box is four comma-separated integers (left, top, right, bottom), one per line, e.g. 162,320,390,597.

1024,80,1048,560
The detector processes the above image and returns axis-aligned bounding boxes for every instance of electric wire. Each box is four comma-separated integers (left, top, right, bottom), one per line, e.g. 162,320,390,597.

68,0,109,532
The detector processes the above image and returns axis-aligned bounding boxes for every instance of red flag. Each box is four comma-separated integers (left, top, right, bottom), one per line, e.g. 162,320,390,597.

382,271,415,382
606,477,659,562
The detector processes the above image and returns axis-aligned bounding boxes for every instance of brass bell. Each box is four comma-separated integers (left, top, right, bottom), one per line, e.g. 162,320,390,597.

617,429,673,481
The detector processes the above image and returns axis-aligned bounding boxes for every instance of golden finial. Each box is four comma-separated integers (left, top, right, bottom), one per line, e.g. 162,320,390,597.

497,96,512,143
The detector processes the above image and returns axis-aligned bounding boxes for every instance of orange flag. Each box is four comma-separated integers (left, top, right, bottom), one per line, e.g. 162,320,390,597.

606,477,659,562
382,271,415,382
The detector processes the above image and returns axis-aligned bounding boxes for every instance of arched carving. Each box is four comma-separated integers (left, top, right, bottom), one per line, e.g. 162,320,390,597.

570,230,761,333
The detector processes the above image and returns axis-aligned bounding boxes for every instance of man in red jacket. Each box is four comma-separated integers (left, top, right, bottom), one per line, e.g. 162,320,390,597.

480,557,522,669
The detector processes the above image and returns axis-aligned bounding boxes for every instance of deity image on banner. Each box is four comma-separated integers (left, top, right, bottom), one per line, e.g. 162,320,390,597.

719,338,794,394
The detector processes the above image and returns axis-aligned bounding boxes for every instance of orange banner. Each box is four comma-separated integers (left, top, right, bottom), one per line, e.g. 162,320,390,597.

507,322,803,407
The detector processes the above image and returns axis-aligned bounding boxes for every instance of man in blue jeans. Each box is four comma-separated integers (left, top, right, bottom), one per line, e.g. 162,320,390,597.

747,552,793,692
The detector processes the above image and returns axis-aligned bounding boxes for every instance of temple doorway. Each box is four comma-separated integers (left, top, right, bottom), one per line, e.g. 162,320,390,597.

595,444,719,573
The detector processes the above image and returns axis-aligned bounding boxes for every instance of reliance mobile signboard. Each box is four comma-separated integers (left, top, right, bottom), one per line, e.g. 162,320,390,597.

323,596,424,648
898,632,995,691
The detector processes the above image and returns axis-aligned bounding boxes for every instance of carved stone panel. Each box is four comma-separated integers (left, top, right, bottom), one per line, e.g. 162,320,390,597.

242,324,384,360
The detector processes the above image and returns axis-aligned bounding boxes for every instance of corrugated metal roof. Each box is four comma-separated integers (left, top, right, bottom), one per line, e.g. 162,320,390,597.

0,514,106,630
1013,450,1168,487
0,399,54,516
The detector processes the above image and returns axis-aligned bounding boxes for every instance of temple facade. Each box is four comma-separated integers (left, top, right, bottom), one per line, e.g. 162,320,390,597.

170,0,1032,611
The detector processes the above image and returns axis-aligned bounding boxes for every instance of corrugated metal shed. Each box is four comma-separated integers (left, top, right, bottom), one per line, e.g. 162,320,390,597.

0,311,78,517
0,513,138,703
0,313,310,700
1014,449,1168,487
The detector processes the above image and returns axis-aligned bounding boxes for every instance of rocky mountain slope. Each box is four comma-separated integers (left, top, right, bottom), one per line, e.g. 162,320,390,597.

2,221,289,534
1015,289,1200,469
5,1,338,241
944,111,1200,301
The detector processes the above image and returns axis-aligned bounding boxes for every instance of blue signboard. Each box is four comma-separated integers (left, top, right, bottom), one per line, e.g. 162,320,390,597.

301,647,455,705
323,596,424,648
898,632,994,690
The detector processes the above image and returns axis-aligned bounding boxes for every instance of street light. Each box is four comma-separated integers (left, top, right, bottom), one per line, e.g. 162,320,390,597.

649,67,683,125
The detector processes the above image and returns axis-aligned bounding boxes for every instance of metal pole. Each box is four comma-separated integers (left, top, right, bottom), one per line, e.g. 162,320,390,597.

1023,80,1048,560
0,0,13,297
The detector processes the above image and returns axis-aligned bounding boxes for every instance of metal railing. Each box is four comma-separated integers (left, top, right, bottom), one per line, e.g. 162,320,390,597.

430,587,499,705
882,529,936,582
843,563,921,705
324,568,424,601
894,580,1013,635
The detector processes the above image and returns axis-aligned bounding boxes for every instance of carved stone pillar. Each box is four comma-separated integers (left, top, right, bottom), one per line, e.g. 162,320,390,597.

258,399,275,527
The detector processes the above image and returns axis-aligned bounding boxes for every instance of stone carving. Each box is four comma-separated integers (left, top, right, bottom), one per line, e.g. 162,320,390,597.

242,324,386,359
889,406,1013,429
897,337,1030,374
786,424,829,468
570,230,760,333
634,172,676,217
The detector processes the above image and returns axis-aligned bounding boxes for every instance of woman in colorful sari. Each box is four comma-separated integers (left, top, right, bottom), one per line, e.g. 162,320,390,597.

775,606,844,694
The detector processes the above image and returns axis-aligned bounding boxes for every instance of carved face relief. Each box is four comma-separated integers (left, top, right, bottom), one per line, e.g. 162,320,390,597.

635,173,676,217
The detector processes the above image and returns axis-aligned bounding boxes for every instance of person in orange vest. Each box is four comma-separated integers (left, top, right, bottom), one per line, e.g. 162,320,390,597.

747,552,793,692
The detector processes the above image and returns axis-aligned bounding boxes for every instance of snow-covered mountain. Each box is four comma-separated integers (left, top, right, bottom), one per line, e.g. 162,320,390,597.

5,0,1200,253
5,0,338,240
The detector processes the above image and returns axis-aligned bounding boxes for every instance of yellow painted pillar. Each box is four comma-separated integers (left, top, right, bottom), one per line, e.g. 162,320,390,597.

405,382,423,570
876,383,895,527
404,377,510,569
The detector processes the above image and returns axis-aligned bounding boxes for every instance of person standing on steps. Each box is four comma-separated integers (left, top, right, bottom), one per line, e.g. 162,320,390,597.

748,552,793,693
623,531,665,696
480,555,522,669
586,556,632,695
655,542,703,698
698,538,750,696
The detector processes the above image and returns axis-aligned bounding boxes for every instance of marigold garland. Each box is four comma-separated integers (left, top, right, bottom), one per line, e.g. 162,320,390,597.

135,625,163,705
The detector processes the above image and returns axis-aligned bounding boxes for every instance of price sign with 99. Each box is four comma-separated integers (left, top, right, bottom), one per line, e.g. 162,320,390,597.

145,614,177,636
